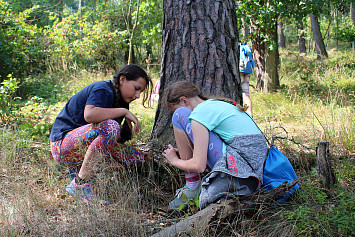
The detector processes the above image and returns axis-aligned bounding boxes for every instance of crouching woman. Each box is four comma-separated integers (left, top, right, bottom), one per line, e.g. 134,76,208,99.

162,81,268,209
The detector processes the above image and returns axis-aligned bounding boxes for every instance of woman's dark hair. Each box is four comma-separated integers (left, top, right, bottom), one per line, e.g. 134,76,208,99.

111,64,153,143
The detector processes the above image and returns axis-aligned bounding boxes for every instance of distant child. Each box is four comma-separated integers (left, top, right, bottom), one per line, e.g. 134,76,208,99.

162,81,267,209
49,64,152,204
239,42,255,116
149,79,160,105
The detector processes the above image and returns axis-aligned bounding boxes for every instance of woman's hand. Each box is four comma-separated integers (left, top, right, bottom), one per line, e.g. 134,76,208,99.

162,144,180,165
124,110,141,134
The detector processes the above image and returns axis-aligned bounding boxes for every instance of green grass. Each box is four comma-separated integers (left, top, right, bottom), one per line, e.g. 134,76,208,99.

0,51,354,236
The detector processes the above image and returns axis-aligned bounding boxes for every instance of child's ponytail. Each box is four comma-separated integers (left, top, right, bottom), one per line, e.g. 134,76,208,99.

210,96,248,112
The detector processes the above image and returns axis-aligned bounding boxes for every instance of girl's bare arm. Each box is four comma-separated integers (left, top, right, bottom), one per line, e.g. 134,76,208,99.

84,105,140,133
163,120,209,173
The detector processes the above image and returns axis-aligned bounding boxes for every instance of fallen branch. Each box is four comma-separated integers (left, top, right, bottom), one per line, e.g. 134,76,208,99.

151,180,298,237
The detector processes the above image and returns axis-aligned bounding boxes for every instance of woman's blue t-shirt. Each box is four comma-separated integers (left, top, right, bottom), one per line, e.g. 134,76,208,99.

49,80,115,142
189,99,261,142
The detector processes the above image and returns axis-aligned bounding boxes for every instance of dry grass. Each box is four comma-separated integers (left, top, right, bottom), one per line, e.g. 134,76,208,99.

0,52,354,236
0,133,172,236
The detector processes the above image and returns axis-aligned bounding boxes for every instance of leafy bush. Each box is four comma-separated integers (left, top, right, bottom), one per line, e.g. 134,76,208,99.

0,74,19,119
0,1,47,82
335,16,355,43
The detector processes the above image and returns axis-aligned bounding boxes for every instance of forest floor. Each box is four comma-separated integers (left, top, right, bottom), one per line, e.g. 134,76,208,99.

0,51,354,236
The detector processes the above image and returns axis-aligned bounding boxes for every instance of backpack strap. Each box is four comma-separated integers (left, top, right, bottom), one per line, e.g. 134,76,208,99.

244,112,272,147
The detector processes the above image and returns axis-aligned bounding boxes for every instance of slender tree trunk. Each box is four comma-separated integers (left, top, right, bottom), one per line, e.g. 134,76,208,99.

278,21,286,48
299,24,307,54
264,24,280,93
250,16,279,92
334,10,339,49
310,13,328,60
128,0,140,64
237,1,248,40
250,17,265,90
351,1,355,50
150,0,241,150
241,17,248,40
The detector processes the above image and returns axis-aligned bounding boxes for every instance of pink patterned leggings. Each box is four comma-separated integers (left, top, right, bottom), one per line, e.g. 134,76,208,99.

50,119,144,168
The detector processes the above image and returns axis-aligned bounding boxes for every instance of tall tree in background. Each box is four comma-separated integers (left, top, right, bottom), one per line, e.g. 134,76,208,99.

238,0,281,92
240,17,249,40
150,0,241,149
351,0,355,50
310,13,328,60
263,12,279,92
278,21,286,48
298,24,307,54
127,0,141,64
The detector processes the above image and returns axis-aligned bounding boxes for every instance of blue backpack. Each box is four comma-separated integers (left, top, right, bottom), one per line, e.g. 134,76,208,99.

239,43,255,74
262,146,300,204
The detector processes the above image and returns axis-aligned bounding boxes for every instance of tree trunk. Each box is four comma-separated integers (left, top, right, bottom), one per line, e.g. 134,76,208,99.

149,0,241,151
249,4,279,92
278,21,286,48
334,10,339,49
250,17,265,91
128,0,140,64
351,1,355,50
264,24,280,93
316,142,336,190
310,13,328,60
299,24,307,54
241,17,248,40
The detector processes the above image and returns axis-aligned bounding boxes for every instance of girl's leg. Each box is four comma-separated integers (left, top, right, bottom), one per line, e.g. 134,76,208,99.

51,119,143,204
241,72,253,116
173,127,198,189
172,108,223,188
172,107,223,169
110,143,144,167
51,119,144,180
169,107,223,209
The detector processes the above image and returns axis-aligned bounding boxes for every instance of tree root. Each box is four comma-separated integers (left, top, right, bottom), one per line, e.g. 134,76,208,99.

151,180,298,237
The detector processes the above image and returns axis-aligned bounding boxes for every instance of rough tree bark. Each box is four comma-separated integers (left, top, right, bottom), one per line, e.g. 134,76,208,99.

250,17,265,91
249,3,279,92
278,21,286,48
264,24,280,93
299,24,307,54
149,0,242,151
310,13,328,61
316,142,336,190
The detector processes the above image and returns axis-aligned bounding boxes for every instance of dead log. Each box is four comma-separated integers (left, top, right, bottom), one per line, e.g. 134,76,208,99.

151,180,298,237
316,142,336,189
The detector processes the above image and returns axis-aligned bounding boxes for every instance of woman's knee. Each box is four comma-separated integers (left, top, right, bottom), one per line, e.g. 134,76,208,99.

172,107,192,129
97,119,121,136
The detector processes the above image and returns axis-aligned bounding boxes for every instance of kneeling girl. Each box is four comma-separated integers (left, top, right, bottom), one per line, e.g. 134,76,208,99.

162,81,267,209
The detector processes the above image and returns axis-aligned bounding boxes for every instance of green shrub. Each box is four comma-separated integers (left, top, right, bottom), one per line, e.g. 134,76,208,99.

0,74,19,119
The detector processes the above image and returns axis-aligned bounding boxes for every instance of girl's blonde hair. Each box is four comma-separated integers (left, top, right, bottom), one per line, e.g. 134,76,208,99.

163,81,247,112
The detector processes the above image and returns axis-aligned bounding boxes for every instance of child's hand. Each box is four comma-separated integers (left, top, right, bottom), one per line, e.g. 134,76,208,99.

162,144,179,165
124,110,141,134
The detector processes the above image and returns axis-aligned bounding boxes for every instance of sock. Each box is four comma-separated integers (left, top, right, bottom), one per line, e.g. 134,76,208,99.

185,173,200,190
